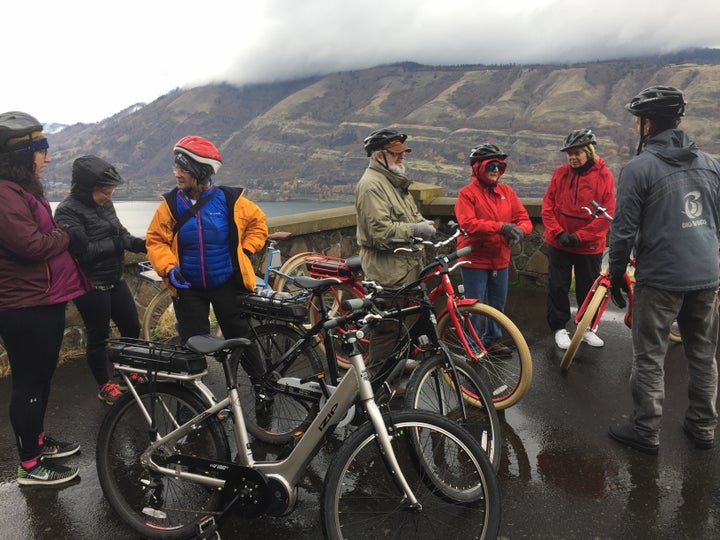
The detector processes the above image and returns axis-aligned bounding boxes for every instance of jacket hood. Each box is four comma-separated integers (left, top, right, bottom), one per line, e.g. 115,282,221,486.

70,155,123,205
368,159,412,193
644,129,699,166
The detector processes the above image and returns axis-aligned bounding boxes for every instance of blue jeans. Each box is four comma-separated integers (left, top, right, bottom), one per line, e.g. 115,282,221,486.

460,267,508,344
630,284,719,443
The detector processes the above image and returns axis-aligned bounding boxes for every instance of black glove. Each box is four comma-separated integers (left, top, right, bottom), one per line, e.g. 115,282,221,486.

408,221,436,239
65,227,87,255
557,231,579,247
500,223,525,246
243,248,255,262
129,237,147,253
610,273,629,309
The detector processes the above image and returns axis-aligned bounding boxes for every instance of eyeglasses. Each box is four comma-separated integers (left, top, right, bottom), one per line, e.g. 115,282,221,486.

384,149,405,158
173,164,190,174
485,162,506,172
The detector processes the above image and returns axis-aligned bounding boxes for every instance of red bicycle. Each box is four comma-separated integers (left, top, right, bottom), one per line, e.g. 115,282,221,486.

560,201,635,371
274,224,533,410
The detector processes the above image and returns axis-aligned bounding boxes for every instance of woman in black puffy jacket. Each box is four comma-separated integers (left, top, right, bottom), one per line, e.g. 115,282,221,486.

54,155,147,405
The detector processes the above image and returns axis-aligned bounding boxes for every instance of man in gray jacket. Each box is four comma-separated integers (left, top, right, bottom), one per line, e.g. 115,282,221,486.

355,128,436,381
608,86,720,453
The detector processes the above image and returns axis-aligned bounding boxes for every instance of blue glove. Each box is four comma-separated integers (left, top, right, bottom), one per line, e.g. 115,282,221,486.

169,266,190,289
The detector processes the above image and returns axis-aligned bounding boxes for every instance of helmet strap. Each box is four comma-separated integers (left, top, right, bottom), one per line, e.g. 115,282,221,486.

635,117,647,155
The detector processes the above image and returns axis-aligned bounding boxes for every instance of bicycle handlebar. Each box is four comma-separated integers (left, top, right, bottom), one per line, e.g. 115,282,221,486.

582,199,613,221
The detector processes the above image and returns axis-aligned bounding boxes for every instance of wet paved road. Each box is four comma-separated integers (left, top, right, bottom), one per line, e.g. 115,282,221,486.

1,286,718,539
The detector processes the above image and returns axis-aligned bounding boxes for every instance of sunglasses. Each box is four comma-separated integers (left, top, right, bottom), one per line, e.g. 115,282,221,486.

485,162,506,172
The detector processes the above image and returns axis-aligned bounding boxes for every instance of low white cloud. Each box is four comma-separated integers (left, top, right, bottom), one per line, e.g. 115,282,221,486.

5,0,719,124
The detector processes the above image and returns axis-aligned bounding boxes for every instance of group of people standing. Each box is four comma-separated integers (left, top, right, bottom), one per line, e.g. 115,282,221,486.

1,82,717,491
356,84,719,455
0,115,268,487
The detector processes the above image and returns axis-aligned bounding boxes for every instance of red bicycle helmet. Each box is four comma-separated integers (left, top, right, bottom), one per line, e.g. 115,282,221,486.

173,136,223,173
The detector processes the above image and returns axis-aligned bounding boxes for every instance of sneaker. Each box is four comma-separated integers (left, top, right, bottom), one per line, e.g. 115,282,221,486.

41,436,80,459
98,382,123,405
554,329,571,350
17,456,79,486
608,422,659,455
682,423,715,450
118,372,147,391
583,330,604,347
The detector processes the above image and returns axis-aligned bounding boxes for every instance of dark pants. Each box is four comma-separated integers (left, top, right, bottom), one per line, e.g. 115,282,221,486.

73,280,141,386
0,303,66,461
174,279,264,379
546,246,602,332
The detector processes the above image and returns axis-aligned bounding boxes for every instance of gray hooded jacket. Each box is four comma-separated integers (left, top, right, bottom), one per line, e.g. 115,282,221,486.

609,129,720,291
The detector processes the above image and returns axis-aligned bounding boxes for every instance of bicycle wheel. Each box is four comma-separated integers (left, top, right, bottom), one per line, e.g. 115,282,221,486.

404,354,502,472
272,251,321,293
307,283,367,369
669,319,682,343
437,302,532,409
560,284,607,371
321,409,501,540
241,323,324,445
142,289,221,343
96,383,230,540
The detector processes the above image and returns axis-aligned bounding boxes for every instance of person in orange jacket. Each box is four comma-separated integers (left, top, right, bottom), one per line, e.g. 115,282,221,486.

455,144,532,350
146,136,268,344
542,129,615,350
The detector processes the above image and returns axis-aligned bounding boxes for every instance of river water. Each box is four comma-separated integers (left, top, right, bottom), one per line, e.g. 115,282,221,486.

49,200,348,237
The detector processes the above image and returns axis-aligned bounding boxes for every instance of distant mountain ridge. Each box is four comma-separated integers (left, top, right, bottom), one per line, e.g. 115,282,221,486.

44,48,720,201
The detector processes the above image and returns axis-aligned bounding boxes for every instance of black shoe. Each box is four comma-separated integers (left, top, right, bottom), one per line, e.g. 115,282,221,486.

41,436,81,459
608,423,659,455
682,423,715,450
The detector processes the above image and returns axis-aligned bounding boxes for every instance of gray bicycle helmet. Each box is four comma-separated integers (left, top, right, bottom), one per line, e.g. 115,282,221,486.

0,111,45,154
469,144,507,165
560,129,597,152
625,85,686,118
363,128,408,156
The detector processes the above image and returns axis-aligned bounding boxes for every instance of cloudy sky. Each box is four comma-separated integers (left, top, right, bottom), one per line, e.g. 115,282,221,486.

6,0,719,125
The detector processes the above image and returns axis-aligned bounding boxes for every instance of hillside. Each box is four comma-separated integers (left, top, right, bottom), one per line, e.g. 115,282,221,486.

44,50,720,201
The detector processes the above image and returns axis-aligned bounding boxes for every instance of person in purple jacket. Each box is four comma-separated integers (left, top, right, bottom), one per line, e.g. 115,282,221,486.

0,111,89,486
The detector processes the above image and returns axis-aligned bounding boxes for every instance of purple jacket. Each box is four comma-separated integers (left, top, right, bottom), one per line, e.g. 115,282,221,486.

0,179,89,311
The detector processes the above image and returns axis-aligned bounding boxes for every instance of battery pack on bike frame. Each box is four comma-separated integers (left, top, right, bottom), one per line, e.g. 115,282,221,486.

237,292,309,322
106,338,207,374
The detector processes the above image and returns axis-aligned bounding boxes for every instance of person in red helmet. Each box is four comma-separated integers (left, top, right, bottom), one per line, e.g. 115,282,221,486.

146,136,268,346
0,111,89,486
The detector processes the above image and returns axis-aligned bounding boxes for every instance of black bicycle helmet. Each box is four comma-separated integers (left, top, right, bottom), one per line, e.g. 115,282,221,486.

0,111,45,153
469,144,507,165
363,128,408,156
560,129,597,152
625,85,686,118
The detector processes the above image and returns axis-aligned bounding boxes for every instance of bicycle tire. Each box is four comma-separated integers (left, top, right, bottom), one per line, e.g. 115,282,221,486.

142,288,221,343
306,282,368,369
96,383,230,540
560,284,607,371
321,409,501,540
241,323,324,444
404,354,502,472
437,302,532,409
272,251,321,293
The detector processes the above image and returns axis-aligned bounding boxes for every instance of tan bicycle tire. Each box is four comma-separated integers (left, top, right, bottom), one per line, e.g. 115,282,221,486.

560,284,607,371
437,302,532,410
272,251,321,293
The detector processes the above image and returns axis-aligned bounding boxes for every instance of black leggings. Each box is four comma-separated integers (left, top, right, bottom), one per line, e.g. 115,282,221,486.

73,281,140,385
0,303,66,461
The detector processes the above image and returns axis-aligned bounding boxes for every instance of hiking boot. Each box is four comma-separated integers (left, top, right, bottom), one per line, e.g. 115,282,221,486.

582,330,604,347
487,341,512,356
41,436,80,459
118,372,147,391
17,456,79,486
554,329,571,350
608,422,658,455
98,382,123,405
682,423,715,450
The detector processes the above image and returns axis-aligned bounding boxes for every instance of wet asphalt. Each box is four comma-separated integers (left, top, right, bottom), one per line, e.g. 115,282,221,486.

1,285,718,540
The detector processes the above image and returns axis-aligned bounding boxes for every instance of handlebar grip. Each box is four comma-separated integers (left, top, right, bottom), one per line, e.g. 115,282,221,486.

590,199,600,208
341,297,372,312
455,246,472,259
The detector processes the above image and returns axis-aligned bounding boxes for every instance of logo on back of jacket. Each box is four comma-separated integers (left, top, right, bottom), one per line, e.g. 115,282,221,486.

681,191,707,228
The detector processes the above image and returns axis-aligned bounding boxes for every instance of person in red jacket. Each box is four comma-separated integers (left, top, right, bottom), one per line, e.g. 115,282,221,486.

455,144,532,350
542,129,615,350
